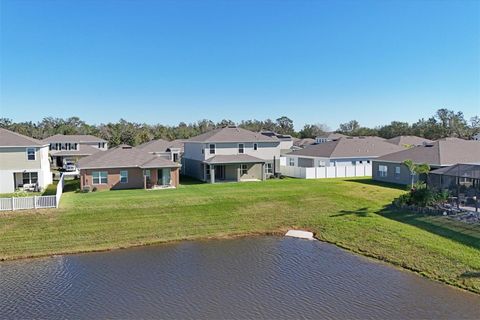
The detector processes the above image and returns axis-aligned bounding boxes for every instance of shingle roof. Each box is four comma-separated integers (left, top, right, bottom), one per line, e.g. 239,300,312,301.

42,134,107,143
289,136,404,158
316,132,348,140
137,139,186,153
50,144,103,156
386,136,433,147
292,138,315,148
376,138,480,166
0,128,45,147
77,145,180,169
188,126,278,143
204,154,266,164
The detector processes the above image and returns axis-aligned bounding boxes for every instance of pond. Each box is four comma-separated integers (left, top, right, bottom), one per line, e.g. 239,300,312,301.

1,237,479,319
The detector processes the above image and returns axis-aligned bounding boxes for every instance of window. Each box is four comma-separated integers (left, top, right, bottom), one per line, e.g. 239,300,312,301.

144,169,151,183
240,164,248,175
92,171,108,184
209,144,215,154
22,172,38,185
288,158,295,166
265,163,273,174
206,166,211,179
26,148,35,161
253,143,258,151
378,165,388,177
395,166,401,179
317,160,326,167
238,143,244,154
120,170,128,183
351,161,356,165
98,143,102,148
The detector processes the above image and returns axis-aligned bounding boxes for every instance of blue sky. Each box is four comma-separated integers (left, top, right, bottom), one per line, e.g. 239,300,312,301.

1,0,479,130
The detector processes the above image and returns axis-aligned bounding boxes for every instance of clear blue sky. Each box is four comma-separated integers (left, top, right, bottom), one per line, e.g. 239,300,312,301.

1,0,479,130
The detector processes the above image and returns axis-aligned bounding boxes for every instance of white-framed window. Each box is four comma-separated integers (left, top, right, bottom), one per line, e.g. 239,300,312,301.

22,172,38,185
209,144,215,154
378,165,388,177
144,169,151,182
238,143,244,154
120,170,128,183
240,164,248,175
26,148,36,161
395,166,401,179
265,163,273,174
92,171,108,184
288,158,295,166
317,160,326,167
253,143,258,151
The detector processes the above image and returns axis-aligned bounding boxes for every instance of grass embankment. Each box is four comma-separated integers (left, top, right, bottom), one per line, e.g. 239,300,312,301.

0,178,479,293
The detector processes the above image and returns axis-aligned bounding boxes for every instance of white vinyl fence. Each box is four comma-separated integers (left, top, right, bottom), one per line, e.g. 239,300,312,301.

0,174,66,211
280,164,372,179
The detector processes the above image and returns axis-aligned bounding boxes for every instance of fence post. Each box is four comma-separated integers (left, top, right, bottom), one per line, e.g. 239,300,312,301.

11,197,15,211
34,195,37,209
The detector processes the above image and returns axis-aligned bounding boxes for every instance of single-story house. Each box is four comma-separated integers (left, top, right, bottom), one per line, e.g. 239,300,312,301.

372,138,480,185
386,135,433,148
0,128,53,193
77,145,180,191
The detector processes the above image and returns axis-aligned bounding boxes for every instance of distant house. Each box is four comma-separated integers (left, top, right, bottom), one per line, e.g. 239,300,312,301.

285,136,404,168
260,131,294,154
42,134,108,168
315,132,347,144
137,139,185,163
0,128,52,193
292,138,315,149
372,138,480,185
182,126,281,183
77,145,180,191
386,136,433,148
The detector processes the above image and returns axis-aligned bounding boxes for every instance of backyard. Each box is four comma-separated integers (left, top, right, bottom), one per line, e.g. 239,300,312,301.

0,178,479,293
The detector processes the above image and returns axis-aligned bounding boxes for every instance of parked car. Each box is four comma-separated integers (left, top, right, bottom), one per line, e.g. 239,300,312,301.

64,161,77,172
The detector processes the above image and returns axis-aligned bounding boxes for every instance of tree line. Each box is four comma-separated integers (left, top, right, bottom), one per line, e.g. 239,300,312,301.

0,108,478,147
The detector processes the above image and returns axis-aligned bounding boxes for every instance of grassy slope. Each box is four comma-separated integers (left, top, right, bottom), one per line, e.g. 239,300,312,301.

0,178,479,293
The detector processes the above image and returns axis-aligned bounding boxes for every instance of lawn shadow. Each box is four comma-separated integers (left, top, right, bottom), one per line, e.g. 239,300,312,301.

378,205,480,250
344,178,408,191
180,175,205,185
331,207,370,217
460,271,480,279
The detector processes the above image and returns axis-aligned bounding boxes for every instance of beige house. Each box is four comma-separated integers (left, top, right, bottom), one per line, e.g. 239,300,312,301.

0,128,53,193
77,145,180,191
182,126,282,183
42,134,108,168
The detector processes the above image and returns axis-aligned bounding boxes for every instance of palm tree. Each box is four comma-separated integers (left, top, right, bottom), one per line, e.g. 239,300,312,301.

403,160,431,189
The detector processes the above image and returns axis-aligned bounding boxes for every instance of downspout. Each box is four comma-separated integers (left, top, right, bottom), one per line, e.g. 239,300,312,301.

273,156,276,176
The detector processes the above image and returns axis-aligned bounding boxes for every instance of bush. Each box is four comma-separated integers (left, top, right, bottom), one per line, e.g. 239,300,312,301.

82,186,91,193
393,184,450,208
92,187,98,192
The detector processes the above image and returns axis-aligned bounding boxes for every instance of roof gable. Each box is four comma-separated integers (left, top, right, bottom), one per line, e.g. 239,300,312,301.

0,128,44,147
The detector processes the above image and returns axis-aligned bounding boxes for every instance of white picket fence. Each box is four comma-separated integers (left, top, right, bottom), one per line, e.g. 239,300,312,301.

280,164,372,179
0,174,66,211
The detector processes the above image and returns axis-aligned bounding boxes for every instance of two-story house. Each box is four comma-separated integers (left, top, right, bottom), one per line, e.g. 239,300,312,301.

0,128,53,193
41,134,108,168
182,126,281,183
137,139,185,163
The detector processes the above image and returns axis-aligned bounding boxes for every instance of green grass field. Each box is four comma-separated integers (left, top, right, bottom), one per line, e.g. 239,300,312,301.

1,178,479,293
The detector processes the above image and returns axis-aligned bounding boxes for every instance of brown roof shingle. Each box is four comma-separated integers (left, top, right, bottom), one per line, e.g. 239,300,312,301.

386,136,433,147
0,128,45,147
188,127,278,143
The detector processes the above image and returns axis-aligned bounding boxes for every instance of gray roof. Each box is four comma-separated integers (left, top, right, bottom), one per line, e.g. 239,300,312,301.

316,132,348,140
204,154,266,164
42,134,107,143
0,128,45,147
292,138,315,148
386,136,433,147
430,164,480,179
137,139,185,153
289,136,404,158
376,138,480,166
188,126,278,143
77,145,180,169
50,144,103,157
260,131,293,141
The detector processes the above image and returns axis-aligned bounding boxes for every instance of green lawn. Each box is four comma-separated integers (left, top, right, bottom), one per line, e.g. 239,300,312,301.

0,178,479,293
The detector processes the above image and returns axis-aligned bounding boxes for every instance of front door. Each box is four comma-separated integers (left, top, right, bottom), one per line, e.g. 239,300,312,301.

215,165,225,180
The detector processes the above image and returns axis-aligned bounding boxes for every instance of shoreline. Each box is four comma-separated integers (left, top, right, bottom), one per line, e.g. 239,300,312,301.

2,229,479,296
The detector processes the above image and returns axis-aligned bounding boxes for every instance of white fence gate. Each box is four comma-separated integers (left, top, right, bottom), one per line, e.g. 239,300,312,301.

0,174,66,211
280,164,372,179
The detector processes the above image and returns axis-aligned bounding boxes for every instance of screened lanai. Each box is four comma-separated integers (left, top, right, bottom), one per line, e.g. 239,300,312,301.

428,164,480,212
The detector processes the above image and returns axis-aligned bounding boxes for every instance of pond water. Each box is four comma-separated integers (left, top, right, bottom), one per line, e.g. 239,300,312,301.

1,237,479,319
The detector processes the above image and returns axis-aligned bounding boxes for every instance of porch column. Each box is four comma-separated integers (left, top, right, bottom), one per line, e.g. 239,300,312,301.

210,164,215,184
261,163,266,180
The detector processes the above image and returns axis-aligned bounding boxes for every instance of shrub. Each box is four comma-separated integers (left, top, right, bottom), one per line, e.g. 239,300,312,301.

92,187,98,192
82,186,91,193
